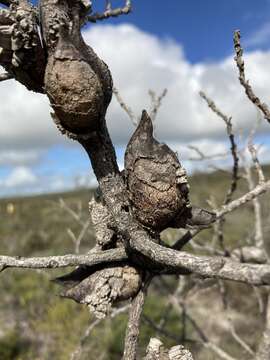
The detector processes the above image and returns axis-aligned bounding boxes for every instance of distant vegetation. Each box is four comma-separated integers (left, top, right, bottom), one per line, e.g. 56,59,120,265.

0,166,269,359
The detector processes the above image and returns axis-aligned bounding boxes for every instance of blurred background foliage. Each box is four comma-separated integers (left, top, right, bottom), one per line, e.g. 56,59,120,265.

0,166,269,359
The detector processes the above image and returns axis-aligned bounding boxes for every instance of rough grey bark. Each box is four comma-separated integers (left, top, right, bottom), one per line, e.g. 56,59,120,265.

0,0,45,91
63,265,142,319
144,338,193,360
123,285,147,360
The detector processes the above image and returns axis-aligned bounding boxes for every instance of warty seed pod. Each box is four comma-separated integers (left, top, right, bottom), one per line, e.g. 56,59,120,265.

43,0,112,136
124,110,190,231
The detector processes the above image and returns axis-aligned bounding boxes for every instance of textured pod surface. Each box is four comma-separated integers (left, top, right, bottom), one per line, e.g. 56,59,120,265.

144,338,194,360
0,3,45,92
61,266,142,319
125,111,190,231
46,55,104,134
42,0,113,135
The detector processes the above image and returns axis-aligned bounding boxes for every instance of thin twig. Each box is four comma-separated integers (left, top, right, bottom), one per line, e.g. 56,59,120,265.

113,87,137,126
122,276,152,360
87,0,132,23
148,88,167,122
233,30,270,124
255,294,270,360
71,304,130,360
170,295,238,360
187,145,229,161
67,219,91,254
200,91,239,255
216,180,270,218
240,137,266,250
227,316,254,356
142,315,182,343
199,91,239,204
248,142,265,185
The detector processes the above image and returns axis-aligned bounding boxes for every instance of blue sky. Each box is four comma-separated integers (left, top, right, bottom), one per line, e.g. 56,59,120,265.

0,0,270,197
98,0,270,62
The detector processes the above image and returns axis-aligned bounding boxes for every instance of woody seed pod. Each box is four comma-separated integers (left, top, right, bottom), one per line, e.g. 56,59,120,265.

43,0,112,135
124,110,190,231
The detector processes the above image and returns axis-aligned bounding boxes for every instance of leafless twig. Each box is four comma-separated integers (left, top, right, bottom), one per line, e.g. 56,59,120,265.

255,294,270,359
123,276,151,360
200,91,239,204
0,248,127,271
187,145,229,161
227,315,254,356
71,304,130,360
87,0,132,23
248,142,265,185
170,293,238,360
148,88,167,122
233,30,270,124
113,87,137,126
68,220,91,254
200,91,240,256
216,180,270,218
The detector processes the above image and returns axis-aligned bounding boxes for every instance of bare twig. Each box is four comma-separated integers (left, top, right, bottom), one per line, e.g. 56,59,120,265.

87,0,132,23
172,229,200,250
113,87,137,126
200,91,239,255
123,277,151,360
148,88,167,122
227,316,254,356
240,134,266,251
233,30,270,124
248,142,265,185
67,219,91,254
170,294,237,360
256,294,270,360
142,315,182,343
187,145,228,161
199,91,239,204
216,180,270,218
71,304,130,360
0,248,127,271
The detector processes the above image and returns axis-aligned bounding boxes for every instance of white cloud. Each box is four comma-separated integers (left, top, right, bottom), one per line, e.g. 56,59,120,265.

0,24,270,195
0,149,44,166
0,78,64,151
83,24,270,145
1,23,269,153
0,166,37,188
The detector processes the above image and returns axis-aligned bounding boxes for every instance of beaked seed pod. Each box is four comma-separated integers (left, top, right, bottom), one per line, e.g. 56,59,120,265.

124,110,190,231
